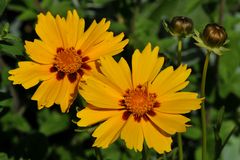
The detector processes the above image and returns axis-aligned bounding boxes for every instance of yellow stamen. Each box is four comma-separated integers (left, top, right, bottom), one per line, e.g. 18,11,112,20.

122,85,157,117
55,47,82,73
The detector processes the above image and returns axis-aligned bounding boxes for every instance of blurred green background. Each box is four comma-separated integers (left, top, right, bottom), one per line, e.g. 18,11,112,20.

0,0,239,160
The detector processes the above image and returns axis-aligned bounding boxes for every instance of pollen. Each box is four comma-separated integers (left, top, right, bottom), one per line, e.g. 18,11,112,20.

120,85,159,120
55,47,83,74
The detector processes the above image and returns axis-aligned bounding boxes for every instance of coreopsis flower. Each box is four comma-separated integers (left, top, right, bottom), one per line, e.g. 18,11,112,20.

193,23,228,55
8,10,128,112
77,43,202,153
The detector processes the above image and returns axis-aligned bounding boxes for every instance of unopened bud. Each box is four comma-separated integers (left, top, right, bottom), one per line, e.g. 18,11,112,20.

169,16,193,37
202,23,227,47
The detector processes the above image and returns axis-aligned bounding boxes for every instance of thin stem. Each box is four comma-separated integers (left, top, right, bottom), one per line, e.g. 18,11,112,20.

177,133,183,160
177,37,183,65
163,153,167,160
201,50,211,160
142,143,149,160
176,37,184,160
94,147,103,160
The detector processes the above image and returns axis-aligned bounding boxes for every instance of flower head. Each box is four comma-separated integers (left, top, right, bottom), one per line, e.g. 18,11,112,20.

8,10,128,112
193,23,228,55
77,43,202,153
164,16,193,38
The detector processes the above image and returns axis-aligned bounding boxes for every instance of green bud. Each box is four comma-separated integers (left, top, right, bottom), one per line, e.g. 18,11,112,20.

169,16,193,37
202,23,227,47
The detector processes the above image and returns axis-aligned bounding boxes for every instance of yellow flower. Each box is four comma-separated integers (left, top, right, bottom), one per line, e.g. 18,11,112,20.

8,10,128,112
77,43,202,153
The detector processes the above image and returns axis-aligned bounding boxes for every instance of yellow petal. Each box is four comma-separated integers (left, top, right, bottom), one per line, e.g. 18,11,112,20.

66,10,85,48
55,15,68,48
57,76,79,112
148,111,190,134
79,75,124,110
156,92,202,114
150,65,191,96
8,62,54,89
77,107,121,127
35,12,63,49
75,20,97,50
80,18,110,51
142,120,172,154
32,75,79,112
132,43,163,87
120,115,144,152
92,112,125,148
25,40,55,64
31,78,58,109
83,32,128,60
99,56,132,91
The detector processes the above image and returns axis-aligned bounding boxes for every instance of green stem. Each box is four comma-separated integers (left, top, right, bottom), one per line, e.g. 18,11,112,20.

177,133,183,160
142,143,149,160
177,37,183,65
94,147,103,160
163,153,167,160
201,50,210,160
177,37,184,160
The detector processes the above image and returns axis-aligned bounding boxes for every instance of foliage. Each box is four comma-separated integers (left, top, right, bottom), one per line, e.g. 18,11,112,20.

0,0,239,159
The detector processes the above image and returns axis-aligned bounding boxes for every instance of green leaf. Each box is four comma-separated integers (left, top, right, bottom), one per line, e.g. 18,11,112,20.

1,112,31,132
0,0,7,16
222,136,240,160
7,4,26,12
0,41,24,56
18,9,37,21
0,152,9,160
0,66,10,90
40,0,53,9
22,0,37,10
93,0,113,5
38,109,69,136
54,146,72,160
0,22,10,39
183,126,201,140
0,98,12,108
49,1,73,16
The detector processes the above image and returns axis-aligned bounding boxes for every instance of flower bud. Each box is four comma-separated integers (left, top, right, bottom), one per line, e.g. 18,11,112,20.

169,16,193,37
202,23,227,47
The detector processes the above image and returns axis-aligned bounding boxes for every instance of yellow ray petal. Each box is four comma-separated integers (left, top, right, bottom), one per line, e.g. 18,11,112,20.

66,10,85,48
31,75,79,112
120,115,144,152
80,18,110,51
35,12,63,49
156,92,202,114
77,106,121,127
150,65,191,96
132,43,163,87
57,76,79,112
25,40,55,64
55,15,68,48
142,120,172,154
79,75,124,109
99,56,132,91
75,20,97,50
148,111,190,134
8,62,54,89
92,112,125,148
31,78,58,109
83,32,128,60
159,92,199,101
